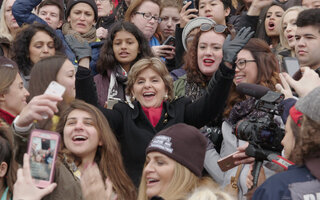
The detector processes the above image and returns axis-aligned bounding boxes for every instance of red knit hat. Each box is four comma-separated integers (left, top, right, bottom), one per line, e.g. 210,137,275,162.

146,123,207,177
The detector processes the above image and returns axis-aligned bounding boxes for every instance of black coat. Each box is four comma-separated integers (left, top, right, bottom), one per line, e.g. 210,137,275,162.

76,63,235,186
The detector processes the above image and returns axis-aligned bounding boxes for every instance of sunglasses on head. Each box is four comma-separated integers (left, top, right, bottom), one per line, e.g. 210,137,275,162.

200,23,228,33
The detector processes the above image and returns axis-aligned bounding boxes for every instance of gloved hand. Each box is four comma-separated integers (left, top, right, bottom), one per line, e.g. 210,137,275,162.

65,34,92,61
222,27,254,66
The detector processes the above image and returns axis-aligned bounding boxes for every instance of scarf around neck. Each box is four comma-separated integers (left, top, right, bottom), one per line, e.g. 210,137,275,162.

142,103,163,127
62,22,97,43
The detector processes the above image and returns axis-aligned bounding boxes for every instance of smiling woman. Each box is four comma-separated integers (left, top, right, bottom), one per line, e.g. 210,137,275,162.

138,123,219,200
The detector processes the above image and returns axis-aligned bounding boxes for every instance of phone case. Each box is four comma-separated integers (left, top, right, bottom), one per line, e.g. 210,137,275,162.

27,129,60,188
162,36,175,46
217,151,239,172
44,81,66,97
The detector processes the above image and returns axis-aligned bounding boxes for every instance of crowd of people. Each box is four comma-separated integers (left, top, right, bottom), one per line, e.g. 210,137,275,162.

0,0,320,199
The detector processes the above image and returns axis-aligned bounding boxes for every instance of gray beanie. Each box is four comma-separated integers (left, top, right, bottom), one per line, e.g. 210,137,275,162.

295,86,320,123
182,17,216,51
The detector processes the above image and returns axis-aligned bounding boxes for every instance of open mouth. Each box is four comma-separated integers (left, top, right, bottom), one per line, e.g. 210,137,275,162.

143,92,155,98
147,178,159,185
72,135,88,142
268,21,275,30
287,34,294,40
203,58,215,66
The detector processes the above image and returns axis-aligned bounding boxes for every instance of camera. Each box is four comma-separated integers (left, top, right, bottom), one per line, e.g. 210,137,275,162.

234,91,285,154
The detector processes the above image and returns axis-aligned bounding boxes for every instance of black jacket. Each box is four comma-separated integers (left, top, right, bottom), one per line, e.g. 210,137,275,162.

76,63,235,186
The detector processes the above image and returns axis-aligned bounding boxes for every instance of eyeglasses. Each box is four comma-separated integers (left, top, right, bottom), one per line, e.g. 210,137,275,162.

135,12,162,23
235,59,256,70
200,23,228,33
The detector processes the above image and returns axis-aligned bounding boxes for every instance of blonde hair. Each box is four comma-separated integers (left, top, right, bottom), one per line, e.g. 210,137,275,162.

0,0,15,41
187,186,234,200
138,160,218,200
126,57,174,102
279,6,306,50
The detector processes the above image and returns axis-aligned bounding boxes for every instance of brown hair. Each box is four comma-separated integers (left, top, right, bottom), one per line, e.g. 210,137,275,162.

184,28,228,86
0,57,19,95
56,100,137,200
126,57,174,101
0,127,18,197
223,38,280,117
160,0,182,13
124,0,161,22
37,0,65,20
291,115,320,165
28,54,69,130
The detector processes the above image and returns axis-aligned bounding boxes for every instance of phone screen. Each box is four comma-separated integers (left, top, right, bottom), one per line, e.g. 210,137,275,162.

284,58,300,77
29,136,57,181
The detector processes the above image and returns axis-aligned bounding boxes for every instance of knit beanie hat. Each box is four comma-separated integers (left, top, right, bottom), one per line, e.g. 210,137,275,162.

66,0,98,22
146,123,207,177
295,86,320,123
182,17,216,51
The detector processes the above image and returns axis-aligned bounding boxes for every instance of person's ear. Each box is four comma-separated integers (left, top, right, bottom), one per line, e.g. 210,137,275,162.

67,16,71,23
0,162,8,178
0,94,5,103
224,7,231,17
57,20,63,29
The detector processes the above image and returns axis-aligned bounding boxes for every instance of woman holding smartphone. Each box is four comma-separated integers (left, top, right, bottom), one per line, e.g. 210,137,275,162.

12,55,137,200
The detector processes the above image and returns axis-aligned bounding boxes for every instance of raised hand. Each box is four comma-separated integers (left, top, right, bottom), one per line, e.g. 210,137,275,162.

222,27,254,67
65,34,92,61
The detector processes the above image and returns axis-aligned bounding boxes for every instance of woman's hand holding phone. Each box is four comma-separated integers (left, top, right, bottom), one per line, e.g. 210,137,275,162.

152,45,175,59
13,154,57,200
180,1,198,28
16,94,62,127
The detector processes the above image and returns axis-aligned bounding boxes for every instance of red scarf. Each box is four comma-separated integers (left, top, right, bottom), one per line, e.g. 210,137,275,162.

0,108,15,125
142,103,163,127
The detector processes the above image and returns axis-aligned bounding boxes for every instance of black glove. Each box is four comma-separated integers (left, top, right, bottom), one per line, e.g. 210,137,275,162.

65,35,92,61
222,27,254,65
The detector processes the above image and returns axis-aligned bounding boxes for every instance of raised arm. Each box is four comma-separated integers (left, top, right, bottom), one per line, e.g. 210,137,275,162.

184,27,254,128
12,0,46,27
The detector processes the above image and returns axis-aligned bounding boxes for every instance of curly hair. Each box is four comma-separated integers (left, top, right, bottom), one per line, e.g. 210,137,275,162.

96,21,153,76
223,38,281,117
183,28,228,87
292,115,320,165
12,23,64,76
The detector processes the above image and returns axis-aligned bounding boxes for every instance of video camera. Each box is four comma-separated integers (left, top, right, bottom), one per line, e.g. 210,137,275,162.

235,83,291,188
234,87,285,154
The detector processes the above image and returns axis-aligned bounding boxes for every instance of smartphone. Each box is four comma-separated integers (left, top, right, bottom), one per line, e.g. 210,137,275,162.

283,57,300,77
183,0,195,10
162,36,176,47
217,151,240,172
27,129,60,188
44,81,66,97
